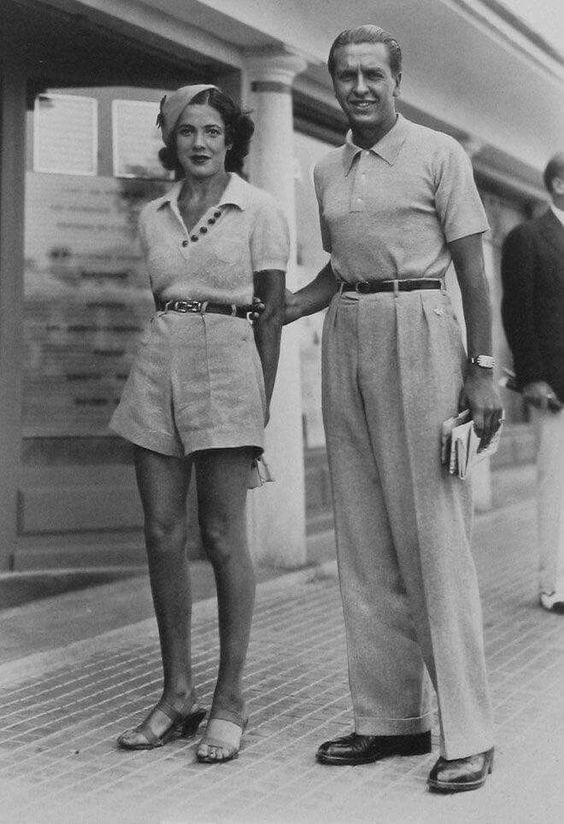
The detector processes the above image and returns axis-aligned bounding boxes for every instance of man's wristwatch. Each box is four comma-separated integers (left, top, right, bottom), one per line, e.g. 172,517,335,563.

468,354,495,369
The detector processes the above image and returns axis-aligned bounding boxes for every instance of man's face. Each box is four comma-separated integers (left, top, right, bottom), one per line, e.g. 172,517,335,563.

332,42,400,146
552,170,564,205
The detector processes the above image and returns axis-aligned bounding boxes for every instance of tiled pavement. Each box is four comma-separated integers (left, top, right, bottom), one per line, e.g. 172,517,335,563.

1,491,563,823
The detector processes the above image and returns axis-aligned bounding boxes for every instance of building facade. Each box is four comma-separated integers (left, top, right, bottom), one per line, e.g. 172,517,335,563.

1,0,563,573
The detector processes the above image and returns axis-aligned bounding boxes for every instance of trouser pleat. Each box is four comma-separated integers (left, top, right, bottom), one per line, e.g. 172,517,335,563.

322,291,493,758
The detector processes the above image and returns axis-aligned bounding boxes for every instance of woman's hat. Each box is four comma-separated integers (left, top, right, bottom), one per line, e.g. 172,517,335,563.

157,84,218,144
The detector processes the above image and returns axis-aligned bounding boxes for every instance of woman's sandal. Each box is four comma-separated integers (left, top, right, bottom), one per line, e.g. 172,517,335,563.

117,696,206,750
196,711,248,764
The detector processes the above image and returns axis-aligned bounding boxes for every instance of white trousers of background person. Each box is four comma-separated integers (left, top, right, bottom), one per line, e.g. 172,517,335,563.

321,288,493,761
531,406,564,596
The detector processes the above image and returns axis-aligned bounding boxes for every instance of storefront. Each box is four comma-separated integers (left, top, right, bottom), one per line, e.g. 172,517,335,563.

0,0,316,571
1,0,559,573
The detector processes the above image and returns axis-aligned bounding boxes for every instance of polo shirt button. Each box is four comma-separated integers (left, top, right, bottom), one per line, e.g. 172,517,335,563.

190,235,199,242
208,218,216,225
213,210,222,218
181,240,188,247
199,226,208,234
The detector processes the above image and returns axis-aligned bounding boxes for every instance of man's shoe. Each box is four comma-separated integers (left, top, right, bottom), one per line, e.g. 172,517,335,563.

427,747,494,793
540,592,564,614
316,730,432,765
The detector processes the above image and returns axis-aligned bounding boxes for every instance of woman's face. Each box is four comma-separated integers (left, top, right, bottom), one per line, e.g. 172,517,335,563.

174,103,229,181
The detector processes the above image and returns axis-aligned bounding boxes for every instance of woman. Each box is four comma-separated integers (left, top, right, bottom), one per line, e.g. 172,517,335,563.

110,84,289,763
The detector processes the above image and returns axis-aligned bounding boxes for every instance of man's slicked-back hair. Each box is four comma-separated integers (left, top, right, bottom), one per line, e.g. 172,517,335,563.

328,25,402,78
543,152,564,194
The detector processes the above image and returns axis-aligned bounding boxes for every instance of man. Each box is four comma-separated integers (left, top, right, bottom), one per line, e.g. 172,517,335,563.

501,153,564,614
285,25,503,792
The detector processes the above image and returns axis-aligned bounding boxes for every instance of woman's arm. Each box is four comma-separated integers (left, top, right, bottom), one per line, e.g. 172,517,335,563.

253,270,286,420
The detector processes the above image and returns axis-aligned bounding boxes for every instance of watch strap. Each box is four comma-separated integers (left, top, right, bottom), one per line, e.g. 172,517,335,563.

468,354,495,369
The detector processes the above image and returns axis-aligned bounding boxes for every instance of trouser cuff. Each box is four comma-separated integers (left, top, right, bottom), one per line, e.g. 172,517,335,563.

355,711,434,736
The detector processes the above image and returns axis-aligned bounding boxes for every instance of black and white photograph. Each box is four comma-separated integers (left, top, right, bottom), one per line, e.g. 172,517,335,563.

0,1,562,822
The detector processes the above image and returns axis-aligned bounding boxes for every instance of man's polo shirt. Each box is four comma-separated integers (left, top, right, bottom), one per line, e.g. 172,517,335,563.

313,114,489,283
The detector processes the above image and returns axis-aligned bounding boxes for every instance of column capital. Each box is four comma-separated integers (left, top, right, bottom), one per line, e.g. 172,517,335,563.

245,50,308,92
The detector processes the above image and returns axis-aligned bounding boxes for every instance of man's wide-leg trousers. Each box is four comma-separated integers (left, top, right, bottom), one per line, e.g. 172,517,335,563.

321,289,493,759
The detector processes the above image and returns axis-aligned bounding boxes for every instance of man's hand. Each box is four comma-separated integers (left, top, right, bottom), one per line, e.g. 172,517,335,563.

284,288,303,325
459,371,504,449
522,380,562,411
282,263,337,325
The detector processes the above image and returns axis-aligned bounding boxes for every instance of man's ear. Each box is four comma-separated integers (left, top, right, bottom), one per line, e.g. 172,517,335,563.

393,72,402,98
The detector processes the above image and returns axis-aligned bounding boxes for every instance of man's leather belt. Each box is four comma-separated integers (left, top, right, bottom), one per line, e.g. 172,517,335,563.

156,298,251,319
339,278,443,294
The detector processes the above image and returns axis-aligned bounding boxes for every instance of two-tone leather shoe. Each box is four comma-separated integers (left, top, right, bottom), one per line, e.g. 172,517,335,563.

316,730,432,765
427,747,494,792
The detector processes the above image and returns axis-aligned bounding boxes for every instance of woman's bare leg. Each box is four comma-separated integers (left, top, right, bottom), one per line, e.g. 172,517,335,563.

195,447,255,759
119,446,201,745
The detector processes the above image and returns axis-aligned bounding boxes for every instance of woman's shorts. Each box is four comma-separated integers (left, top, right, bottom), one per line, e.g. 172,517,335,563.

110,310,266,457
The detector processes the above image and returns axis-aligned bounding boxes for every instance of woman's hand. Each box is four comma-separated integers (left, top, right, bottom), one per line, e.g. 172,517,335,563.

248,295,265,320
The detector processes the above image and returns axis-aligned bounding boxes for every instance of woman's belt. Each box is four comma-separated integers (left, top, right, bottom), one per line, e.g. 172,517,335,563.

339,278,443,294
156,298,251,319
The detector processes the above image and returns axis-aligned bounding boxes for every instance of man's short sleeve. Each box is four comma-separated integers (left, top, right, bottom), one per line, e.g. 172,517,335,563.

137,203,151,258
250,194,290,272
434,139,489,242
313,163,332,253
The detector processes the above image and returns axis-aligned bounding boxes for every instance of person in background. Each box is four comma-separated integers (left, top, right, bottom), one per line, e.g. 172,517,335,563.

110,84,289,763
501,152,564,614
285,24,503,793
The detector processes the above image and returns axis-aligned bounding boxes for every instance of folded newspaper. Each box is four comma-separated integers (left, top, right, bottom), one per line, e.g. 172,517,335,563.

441,409,503,479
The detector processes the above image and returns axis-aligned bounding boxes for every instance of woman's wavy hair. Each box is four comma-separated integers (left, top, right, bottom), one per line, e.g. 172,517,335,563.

158,88,255,177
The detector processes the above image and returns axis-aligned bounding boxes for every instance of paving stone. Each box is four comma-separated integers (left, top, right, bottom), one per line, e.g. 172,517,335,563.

0,495,563,823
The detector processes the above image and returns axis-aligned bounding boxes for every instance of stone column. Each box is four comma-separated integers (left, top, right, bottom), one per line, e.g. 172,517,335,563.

0,63,26,569
243,51,309,567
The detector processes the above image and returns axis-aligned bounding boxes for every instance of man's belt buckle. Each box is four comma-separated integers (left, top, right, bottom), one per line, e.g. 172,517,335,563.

354,281,370,293
173,299,201,313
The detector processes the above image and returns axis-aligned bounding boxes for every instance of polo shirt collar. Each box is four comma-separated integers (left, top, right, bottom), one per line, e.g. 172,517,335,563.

343,113,409,176
550,203,564,226
156,172,249,211
217,172,250,210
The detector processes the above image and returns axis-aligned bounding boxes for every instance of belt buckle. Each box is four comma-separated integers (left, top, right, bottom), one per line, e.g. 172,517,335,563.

175,300,200,313
355,281,369,293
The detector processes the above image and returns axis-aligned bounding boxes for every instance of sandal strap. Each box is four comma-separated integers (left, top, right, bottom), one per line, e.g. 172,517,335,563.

134,696,200,742
154,700,182,725
197,715,249,762
207,707,247,728
199,717,247,749
136,724,162,747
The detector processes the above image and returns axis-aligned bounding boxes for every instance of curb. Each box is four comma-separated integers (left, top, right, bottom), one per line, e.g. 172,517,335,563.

0,559,338,688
